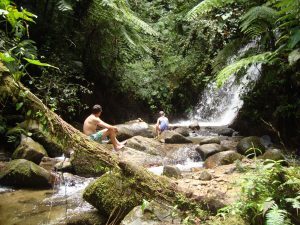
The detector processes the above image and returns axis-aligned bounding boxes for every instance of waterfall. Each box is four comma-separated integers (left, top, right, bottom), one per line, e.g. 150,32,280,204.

187,42,261,127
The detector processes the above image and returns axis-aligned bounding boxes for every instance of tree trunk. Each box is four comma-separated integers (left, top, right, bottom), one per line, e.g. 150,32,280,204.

0,74,206,220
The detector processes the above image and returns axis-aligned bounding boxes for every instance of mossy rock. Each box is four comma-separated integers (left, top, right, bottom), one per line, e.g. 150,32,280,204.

19,120,64,157
83,171,143,218
12,136,48,164
236,136,266,157
0,159,52,188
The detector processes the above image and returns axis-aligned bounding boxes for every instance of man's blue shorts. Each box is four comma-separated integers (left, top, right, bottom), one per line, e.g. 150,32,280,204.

89,131,103,143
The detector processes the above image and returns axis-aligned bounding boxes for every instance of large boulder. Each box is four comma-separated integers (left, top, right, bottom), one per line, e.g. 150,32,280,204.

204,151,243,168
0,159,52,188
12,135,48,164
116,121,154,141
19,120,64,157
173,127,190,137
83,172,143,218
236,136,266,157
160,130,192,144
126,136,163,155
118,147,164,167
120,201,182,225
195,143,227,160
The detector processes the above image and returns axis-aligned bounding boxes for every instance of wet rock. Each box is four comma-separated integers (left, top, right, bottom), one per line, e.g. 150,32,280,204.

237,136,266,157
195,143,227,160
12,135,48,164
198,170,212,181
120,200,182,225
260,149,285,161
126,136,163,155
0,159,52,188
204,151,243,168
116,121,154,141
173,127,190,137
163,165,182,179
160,130,192,144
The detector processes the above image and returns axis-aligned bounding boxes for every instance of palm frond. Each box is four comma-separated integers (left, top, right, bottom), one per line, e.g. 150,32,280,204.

216,52,274,87
186,0,235,20
240,6,278,37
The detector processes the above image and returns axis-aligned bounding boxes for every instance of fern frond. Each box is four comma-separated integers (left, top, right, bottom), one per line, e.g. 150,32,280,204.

186,0,235,21
240,6,278,37
216,52,274,87
265,204,290,225
285,195,300,215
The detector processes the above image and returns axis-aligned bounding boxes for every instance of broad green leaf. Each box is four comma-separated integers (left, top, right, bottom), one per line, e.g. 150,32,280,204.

288,29,300,49
0,52,15,62
24,58,59,69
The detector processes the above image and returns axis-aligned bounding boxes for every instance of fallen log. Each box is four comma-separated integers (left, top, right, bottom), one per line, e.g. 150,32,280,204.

0,74,208,221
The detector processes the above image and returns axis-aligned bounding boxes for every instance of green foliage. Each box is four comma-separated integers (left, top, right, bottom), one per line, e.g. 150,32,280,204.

240,6,278,38
186,0,236,21
218,160,300,224
0,0,57,81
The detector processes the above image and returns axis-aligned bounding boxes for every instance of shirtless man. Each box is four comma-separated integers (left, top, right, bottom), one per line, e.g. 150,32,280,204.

155,111,169,137
83,104,126,150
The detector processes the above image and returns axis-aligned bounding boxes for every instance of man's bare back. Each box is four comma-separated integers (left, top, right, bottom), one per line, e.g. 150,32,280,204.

83,114,101,136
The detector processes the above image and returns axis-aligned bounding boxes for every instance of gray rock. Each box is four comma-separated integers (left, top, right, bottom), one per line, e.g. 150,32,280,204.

173,127,190,137
160,130,192,144
12,135,48,164
195,143,227,160
0,159,52,188
126,136,163,155
236,136,266,157
116,121,154,141
204,151,243,169
162,165,182,178
119,147,164,167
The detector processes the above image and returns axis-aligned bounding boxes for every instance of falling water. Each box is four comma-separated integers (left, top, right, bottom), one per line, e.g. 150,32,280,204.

188,42,262,126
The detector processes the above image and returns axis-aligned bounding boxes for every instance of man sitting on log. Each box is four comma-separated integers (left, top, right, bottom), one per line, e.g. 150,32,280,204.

83,104,126,150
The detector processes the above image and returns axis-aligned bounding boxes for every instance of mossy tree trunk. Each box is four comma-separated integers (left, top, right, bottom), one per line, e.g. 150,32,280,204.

0,74,206,220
